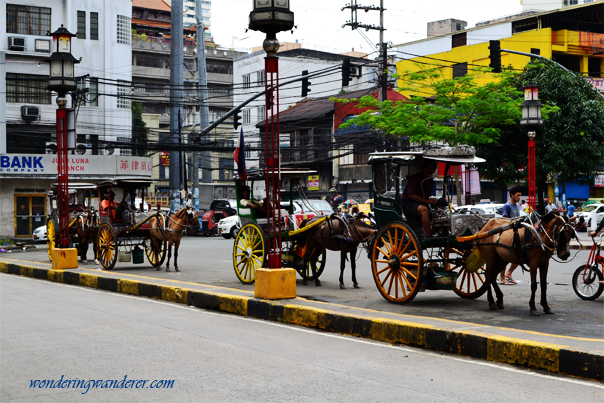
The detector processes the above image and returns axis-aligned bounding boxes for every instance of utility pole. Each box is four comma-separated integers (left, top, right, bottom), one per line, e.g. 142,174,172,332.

195,0,211,203
342,0,387,101
170,0,183,212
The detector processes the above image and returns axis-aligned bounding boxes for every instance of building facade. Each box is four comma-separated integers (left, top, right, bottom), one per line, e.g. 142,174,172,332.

1,0,136,238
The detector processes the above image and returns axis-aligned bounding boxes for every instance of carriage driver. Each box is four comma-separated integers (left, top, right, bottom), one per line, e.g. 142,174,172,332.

401,159,437,237
240,185,269,218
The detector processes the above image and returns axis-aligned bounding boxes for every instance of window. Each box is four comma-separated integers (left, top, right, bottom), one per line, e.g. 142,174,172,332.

242,74,251,89
76,78,87,107
206,61,231,74
6,5,51,36
452,32,466,48
257,106,265,121
452,63,467,79
136,56,166,69
340,145,353,165
89,78,98,106
257,70,264,86
90,12,98,40
77,11,86,39
6,73,51,104
243,109,251,124
117,15,131,45
117,80,130,109
118,137,132,156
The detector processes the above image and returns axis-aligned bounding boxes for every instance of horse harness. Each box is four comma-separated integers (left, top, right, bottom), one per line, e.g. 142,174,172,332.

165,209,198,234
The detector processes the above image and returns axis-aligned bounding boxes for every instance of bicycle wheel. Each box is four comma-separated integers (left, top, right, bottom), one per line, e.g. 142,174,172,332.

572,264,603,300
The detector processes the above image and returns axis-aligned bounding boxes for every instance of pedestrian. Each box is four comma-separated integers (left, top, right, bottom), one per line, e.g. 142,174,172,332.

499,186,522,285
546,200,555,214
519,199,528,212
567,201,575,218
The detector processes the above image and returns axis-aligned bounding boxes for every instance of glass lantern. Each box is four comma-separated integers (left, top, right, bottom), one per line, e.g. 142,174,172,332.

519,82,543,127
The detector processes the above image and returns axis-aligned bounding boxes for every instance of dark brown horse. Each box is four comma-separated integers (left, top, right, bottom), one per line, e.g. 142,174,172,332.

149,207,200,272
73,211,99,265
477,212,576,315
298,215,377,288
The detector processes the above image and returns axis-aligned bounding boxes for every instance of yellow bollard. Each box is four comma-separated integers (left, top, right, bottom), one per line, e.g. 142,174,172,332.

255,267,297,299
51,248,79,270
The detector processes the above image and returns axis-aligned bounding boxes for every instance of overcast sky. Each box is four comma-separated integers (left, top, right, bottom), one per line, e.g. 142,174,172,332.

211,0,524,57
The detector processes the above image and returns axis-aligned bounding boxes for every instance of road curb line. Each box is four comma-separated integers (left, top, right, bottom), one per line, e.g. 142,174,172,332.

1,261,601,382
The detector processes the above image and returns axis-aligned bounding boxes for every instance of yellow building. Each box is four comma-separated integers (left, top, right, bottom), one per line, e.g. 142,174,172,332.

396,2,604,96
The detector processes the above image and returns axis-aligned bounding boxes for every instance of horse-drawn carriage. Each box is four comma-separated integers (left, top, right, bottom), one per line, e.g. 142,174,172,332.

232,169,329,284
367,146,576,313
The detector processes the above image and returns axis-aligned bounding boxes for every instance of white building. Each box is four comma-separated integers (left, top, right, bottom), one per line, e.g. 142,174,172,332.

0,0,148,238
233,45,378,170
521,0,598,12
183,0,212,42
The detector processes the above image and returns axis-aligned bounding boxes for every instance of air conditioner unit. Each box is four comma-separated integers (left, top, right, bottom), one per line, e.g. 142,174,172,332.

21,105,39,120
8,36,25,51
104,146,115,155
350,65,362,77
45,142,57,154
75,143,93,155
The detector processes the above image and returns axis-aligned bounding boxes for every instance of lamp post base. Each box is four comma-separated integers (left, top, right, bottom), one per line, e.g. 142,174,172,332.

50,248,79,270
254,267,297,300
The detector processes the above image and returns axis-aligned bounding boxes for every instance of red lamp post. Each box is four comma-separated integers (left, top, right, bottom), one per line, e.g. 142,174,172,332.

519,82,543,211
249,1,294,268
47,26,79,248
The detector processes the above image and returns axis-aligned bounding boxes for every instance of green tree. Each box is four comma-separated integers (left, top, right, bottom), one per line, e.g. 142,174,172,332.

338,67,523,146
475,60,604,211
132,101,148,157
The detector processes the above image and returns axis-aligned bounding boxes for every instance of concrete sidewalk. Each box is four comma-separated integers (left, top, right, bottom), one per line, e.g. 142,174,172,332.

1,259,602,382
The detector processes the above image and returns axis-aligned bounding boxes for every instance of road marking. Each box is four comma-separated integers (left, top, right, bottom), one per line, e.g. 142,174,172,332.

1,258,52,267
4,273,603,388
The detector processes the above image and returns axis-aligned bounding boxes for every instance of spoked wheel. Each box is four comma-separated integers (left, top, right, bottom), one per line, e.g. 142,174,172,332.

145,239,167,268
97,223,117,270
233,223,266,284
572,264,604,300
291,240,327,280
47,219,56,262
371,222,423,304
442,247,488,299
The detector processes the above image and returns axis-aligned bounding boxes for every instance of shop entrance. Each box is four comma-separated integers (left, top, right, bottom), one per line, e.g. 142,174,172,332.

15,195,47,237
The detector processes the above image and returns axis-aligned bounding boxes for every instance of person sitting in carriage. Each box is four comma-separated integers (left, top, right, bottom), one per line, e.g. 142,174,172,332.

101,190,117,219
240,185,269,218
401,159,437,237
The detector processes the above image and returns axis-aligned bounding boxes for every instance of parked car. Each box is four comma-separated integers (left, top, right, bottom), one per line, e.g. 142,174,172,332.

209,199,237,216
295,199,335,216
33,225,47,242
218,215,241,239
575,203,604,228
455,204,505,218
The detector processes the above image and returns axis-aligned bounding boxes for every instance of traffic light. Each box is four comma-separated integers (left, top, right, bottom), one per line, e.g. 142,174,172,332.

233,111,241,130
342,58,351,87
489,40,501,73
301,70,311,97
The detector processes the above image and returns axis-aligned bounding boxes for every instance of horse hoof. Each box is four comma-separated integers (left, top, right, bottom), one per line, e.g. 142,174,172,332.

339,284,346,289
315,280,322,286
302,280,308,286
354,284,361,289
175,268,180,272
543,307,554,314
166,268,171,272
530,309,539,316
497,302,504,310
82,260,88,265
156,267,162,271
489,303,499,310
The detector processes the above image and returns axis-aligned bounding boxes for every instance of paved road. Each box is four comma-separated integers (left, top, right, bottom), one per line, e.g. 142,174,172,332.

1,275,602,403
8,234,603,340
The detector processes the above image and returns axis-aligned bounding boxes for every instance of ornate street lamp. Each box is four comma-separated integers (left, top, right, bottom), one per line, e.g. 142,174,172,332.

520,82,543,211
47,25,79,249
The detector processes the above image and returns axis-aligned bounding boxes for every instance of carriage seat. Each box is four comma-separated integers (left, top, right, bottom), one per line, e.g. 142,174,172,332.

256,209,289,232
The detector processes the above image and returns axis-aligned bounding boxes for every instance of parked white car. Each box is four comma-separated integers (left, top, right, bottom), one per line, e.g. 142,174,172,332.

575,203,604,229
217,215,240,239
455,204,505,218
33,225,47,242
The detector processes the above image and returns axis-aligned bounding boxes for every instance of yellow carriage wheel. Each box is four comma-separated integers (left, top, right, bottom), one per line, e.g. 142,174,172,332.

97,223,117,270
371,222,423,304
145,240,167,268
442,247,488,299
46,219,56,262
233,223,266,284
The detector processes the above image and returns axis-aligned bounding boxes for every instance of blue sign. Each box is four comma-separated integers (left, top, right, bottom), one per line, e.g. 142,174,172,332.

554,186,559,196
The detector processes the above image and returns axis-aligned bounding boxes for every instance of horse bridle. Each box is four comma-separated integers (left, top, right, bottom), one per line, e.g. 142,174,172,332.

540,216,580,262
166,208,198,234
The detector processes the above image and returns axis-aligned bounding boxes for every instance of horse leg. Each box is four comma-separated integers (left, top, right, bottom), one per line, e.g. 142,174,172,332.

493,260,506,309
301,241,315,286
529,266,539,316
166,239,173,272
173,238,181,272
339,249,346,289
484,262,499,310
350,249,360,289
310,247,323,286
539,263,554,314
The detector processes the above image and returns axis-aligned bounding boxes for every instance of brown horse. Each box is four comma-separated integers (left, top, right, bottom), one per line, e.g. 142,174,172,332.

477,212,575,315
149,207,200,272
73,211,99,265
298,215,377,288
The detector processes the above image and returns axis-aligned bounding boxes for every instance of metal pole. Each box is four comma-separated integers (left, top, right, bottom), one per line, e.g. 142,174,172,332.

528,131,536,211
170,0,184,212
195,0,211,189
56,99,69,248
